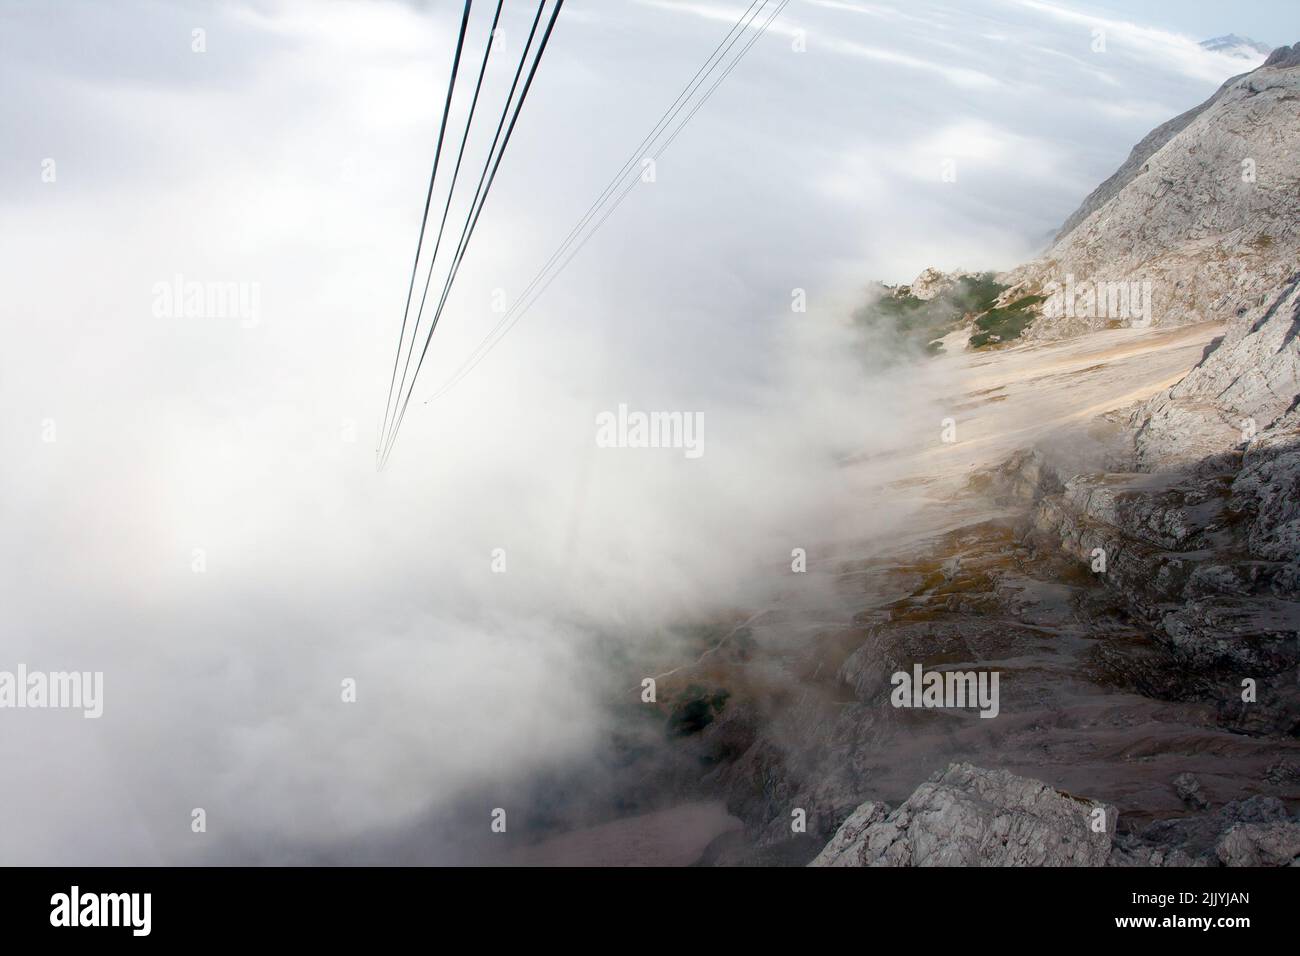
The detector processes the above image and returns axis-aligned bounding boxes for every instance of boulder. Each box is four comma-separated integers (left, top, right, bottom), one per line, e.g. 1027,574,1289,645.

808,764,1113,867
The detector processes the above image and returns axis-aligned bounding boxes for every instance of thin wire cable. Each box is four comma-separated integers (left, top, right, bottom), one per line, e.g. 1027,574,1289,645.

379,0,548,467
380,0,565,469
378,0,473,462
501,0,767,331
383,0,504,459
427,0,790,405
425,0,772,404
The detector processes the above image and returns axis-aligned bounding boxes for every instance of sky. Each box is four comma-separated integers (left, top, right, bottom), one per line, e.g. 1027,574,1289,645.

0,0,1284,863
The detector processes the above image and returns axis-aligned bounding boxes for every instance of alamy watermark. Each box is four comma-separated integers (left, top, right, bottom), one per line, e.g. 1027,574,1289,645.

152,274,261,328
50,886,150,936
0,665,103,718
595,404,704,459
891,663,999,719
1042,274,1152,328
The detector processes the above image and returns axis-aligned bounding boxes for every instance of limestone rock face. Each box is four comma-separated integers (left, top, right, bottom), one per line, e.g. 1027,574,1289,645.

1264,43,1300,69
806,801,888,867
1004,57,1300,730
1215,821,1300,866
905,266,963,301
808,764,1114,867
1051,70,1245,243
1114,263,1300,600
1124,277,1300,472
1004,49,1300,342
1023,440,1300,733
813,767,1300,867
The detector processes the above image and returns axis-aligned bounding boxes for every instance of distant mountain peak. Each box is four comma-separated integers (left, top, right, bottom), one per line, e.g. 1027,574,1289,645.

1200,34,1273,59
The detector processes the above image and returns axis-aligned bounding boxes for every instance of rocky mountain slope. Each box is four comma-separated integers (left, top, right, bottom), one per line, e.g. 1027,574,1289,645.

1024,47,1300,739
812,763,1300,867
668,44,1300,867
1050,72,1249,243
1003,44,1300,342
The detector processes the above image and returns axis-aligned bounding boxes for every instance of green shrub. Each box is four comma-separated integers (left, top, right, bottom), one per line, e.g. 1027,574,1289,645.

666,684,730,737
853,271,1008,354
968,294,1047,348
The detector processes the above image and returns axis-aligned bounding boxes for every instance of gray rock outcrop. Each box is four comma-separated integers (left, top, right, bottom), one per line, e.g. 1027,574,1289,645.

809,764,1114,867
815,765,1300,867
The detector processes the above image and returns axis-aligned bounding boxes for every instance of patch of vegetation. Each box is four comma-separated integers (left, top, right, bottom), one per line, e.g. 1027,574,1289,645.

947,273,1007,315
853,272,1008,355
666,684,730,738
968,294,1047,348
